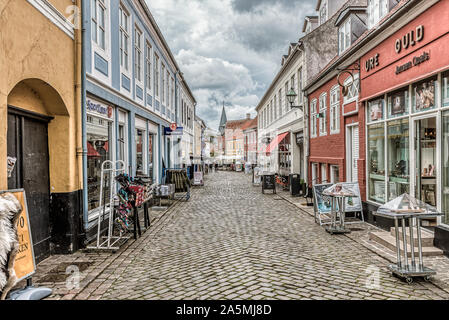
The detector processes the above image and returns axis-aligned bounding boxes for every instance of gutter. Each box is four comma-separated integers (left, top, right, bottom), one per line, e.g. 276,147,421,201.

81,0,89,231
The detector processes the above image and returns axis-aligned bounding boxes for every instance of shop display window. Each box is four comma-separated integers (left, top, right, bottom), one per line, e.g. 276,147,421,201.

443,72,449,107
388,88,409,118
368,98,385,122
149,133,154,180
442,111,449,224
278,134,291,175
87,116,113,212
368,123,386,203
387,119,409,201
136,128,146,175
412,77,437,113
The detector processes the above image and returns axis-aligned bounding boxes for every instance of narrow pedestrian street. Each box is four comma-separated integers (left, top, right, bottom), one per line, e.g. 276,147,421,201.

31,171,449,300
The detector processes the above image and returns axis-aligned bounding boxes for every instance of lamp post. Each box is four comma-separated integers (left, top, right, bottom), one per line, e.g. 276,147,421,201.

286,88,303,112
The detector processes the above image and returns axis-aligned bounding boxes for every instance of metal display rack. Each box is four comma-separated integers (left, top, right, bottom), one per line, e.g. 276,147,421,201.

373,209,442,283
88,160,130,251
325,193,354,235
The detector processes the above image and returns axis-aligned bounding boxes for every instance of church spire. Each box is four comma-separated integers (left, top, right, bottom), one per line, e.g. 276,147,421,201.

218,102,227,136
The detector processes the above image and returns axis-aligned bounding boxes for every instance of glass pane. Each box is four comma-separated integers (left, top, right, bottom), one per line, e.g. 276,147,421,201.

87,117,112,212
443,111,449,224
368,98,384,122
388,88,409,118
387,119,409,201
412,77,437,113
442,72,449,107
136,129,145,175
149,134,154,180
368,123,386,203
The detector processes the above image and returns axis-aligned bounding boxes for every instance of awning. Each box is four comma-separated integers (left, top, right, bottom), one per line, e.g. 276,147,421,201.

265,132,289,154
87,142,100,157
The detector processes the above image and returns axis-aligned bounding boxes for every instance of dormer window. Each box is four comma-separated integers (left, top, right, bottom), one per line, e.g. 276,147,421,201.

319,0,328,25
368,0,389,29
339,18,351,55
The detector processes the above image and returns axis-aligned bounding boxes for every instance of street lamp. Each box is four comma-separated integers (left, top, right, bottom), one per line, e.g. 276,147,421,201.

286,88,303,112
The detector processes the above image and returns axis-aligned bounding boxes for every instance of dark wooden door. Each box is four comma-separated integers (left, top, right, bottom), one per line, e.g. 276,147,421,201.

7,108,51,263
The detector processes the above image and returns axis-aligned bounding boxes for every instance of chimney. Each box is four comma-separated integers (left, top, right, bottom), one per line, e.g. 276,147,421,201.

246,113,251,120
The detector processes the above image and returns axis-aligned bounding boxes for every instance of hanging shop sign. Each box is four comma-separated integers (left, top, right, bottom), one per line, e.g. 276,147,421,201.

86,99,113,118
395,51,430,75
164,126,184,136
395,25,425,54
365,53,380,72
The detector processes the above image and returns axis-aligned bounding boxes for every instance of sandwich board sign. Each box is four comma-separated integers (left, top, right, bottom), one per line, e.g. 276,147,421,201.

10,190,36,281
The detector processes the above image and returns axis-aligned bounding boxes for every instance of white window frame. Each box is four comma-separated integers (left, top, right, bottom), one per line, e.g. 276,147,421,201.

285,82,289,113
274,95,277,120
343,73,360,105
319,93,327,136
330,85,340,134
134,25,143,85
368,0,389,29
92,0,107,51
310,99,318,138
119,4,131,75
339,18,351,55
291,74,296,105
278,89,283,117
154,54,159,99
330,165,339,183
298,67,303,104
145,41,152,93
319,0,328,25
161,64,165,104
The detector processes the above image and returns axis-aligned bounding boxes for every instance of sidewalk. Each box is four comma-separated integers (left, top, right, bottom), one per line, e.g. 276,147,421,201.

276,188,449,295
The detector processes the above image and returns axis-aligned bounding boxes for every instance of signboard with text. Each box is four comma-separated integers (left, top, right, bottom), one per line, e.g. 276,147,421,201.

164,126,184,136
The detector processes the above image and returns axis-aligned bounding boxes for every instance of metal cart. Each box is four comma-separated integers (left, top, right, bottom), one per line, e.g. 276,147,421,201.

373,209,442,283
325,192,355,235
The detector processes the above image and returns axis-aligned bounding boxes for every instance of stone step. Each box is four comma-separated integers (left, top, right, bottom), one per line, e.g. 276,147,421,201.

369,231,443,257
389,227,434,247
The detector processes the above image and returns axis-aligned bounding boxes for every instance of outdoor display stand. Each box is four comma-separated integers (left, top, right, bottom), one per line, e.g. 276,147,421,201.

373,194,443,283
313,182,364,227
322,184,357,234
88,160,131,251
164,169,191,201
262,173,276,194
154,184,175,208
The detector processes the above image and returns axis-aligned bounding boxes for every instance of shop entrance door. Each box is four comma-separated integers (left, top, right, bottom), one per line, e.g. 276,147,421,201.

7,107,51,263
414,116,438,209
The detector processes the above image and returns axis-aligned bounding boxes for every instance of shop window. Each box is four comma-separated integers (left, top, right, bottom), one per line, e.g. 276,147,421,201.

387,119,409,201
368,97,385,122
136,128,147,176
149,133,155,180
118,123,127,166
278,134,291,175
87,117,113,212
321,164,327,183
368,123,386,203
387,88,409,118
442,72,449,107
412,77,437,114
330,165,339,183
442,111,449,224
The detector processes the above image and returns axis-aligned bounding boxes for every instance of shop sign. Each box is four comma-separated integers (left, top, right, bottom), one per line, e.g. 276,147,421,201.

87,99,113,118
365,53,380,72
395,51,430,75
164,126,184,136
395,25,424,54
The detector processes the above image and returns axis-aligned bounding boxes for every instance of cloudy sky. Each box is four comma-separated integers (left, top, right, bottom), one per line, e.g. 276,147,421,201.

145,0,316,130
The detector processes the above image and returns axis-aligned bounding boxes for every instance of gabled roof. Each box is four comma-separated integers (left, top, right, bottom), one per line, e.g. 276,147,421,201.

302,16,318,33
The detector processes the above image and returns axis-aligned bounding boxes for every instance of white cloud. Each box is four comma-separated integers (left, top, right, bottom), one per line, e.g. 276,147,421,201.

145,0,315,129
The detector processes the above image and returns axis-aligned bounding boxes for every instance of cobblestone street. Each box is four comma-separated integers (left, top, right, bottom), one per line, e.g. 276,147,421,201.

32,171,449,300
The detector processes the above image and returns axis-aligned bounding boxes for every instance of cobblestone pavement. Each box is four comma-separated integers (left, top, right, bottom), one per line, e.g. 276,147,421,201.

25,171,449,300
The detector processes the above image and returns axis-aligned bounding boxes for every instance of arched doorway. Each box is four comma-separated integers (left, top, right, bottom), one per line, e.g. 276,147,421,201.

7,79,69,262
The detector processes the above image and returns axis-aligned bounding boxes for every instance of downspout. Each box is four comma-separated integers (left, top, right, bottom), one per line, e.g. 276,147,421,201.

81,0,89,231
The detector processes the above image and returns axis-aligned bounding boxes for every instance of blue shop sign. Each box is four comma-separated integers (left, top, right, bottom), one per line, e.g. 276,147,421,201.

164,126,184,136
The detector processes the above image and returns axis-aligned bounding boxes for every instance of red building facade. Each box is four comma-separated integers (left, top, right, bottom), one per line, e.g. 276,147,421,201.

360,0,449,236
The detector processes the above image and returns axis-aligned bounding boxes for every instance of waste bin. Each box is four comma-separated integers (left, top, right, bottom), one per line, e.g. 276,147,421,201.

289,173,301,196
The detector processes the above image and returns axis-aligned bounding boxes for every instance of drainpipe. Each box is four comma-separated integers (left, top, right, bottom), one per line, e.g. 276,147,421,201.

81,0,89,231
74,0,85,241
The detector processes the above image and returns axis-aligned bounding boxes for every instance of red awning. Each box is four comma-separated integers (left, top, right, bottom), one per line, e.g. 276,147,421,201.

265,132,289,154
87,142,100,157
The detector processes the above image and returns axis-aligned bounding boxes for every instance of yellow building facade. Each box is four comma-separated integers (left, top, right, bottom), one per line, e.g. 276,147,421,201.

0,0,82,261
